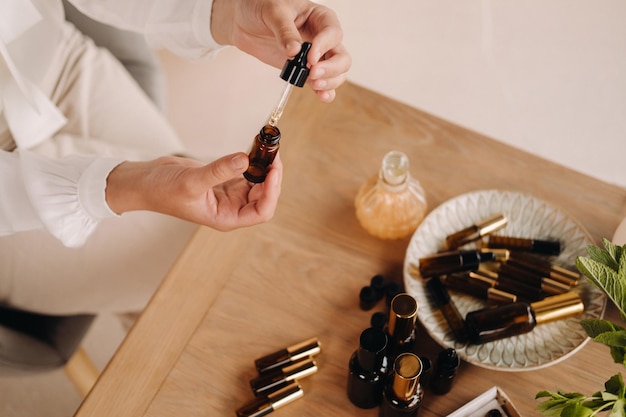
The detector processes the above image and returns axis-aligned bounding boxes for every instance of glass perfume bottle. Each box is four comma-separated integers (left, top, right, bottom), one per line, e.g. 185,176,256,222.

355,151,427,240
380,353,424,417
347,327,389,409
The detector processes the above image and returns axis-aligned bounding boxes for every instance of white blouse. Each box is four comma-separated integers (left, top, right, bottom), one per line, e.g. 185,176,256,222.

0,0,219,247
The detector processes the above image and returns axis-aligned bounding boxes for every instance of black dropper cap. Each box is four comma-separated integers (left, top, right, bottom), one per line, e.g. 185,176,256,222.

280,42,311,87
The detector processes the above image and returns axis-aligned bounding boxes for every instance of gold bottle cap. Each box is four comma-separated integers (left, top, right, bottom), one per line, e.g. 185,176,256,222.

540,277,574,295
476,214,508,236
270,383,304,409
236,383,303,417
530,292,584,325
480,248,510,262
286,337,321,361
486,287,518,303
468,269,498,286
549,265,581,285
388,293,418,339
392,353,422,401
282,357,318,382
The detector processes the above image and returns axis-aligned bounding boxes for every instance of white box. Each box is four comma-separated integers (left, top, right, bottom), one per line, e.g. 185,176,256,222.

446,386,521,417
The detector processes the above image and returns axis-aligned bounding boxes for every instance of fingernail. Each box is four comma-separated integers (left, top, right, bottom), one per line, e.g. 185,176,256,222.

231,154,248,170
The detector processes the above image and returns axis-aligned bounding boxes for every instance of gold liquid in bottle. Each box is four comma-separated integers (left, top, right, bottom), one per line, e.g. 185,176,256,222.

355,151,427,239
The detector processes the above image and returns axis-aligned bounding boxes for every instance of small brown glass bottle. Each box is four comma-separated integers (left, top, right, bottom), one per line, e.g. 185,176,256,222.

464,292,584,344
380,353,424,417
444,214,507,250
417,249,502,278
347,328,389,409
243,124,281,184
429,348,460,395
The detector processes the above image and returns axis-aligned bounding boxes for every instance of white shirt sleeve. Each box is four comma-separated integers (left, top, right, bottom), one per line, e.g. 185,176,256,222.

0,149,124,247
67,0,224,60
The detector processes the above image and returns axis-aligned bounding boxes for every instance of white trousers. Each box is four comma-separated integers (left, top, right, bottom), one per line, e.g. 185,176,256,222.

0,21,197,315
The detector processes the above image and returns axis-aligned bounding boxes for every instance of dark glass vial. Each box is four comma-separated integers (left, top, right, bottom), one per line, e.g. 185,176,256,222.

430,348,460,395
244,124,281,183
465,302,535,344
380,353,424,417
486,235,561,256
464,292,583,344
425,277,468,342
418,250,497,278
386,293,418,360
347,328,389,409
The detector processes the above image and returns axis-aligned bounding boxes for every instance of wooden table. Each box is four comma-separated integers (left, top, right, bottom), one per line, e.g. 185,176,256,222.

75,82,626,417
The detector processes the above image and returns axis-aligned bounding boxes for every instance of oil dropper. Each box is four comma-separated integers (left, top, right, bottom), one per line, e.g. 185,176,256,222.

268,42,312,126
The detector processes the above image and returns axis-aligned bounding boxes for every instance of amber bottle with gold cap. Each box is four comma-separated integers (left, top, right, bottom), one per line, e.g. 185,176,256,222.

386,293,418,360
444,214,507,250
380,353,424,417
464,291,584,344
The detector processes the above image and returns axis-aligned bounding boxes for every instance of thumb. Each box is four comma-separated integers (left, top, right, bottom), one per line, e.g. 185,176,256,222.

201,152,249,186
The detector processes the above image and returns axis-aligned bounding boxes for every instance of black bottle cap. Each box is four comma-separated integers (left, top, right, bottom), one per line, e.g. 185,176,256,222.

384,281,404,306
280,42,311,87
359,286,378,311
370,274,387,300
356,328,388,372
532,239,562,255
370,312,387,329
436,348,460,373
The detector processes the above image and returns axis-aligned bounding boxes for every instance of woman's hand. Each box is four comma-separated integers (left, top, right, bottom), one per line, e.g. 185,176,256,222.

105,153,282,231
211,0,351,103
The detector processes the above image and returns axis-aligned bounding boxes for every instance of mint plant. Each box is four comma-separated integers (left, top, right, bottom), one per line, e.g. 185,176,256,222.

536,239,626,416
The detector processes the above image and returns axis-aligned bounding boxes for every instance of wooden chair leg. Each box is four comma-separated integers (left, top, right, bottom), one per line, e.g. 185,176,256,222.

64,347,99,397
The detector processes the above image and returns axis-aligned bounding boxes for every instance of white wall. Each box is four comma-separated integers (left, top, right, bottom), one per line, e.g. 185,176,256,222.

325,0,626,187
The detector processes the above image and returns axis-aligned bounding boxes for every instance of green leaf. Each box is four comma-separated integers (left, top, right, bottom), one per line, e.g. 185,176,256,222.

596,331,626,348
609,346,626,365
576,256,626,317
605,373,626,397
602,238,622,265
561,404,594,417
587,242,619,271
611,398,626,417
580,319,625,338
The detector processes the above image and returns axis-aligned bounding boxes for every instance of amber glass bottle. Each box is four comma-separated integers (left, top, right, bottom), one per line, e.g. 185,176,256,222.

430,348,460,395
386,293,418,361
347,328,389,409
244,124,281,183
355,151,427,240
464,292,584,344
380,353,424,417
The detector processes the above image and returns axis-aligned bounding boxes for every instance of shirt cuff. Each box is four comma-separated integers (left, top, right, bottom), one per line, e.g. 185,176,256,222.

19,150,125,247
78,157,124,220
